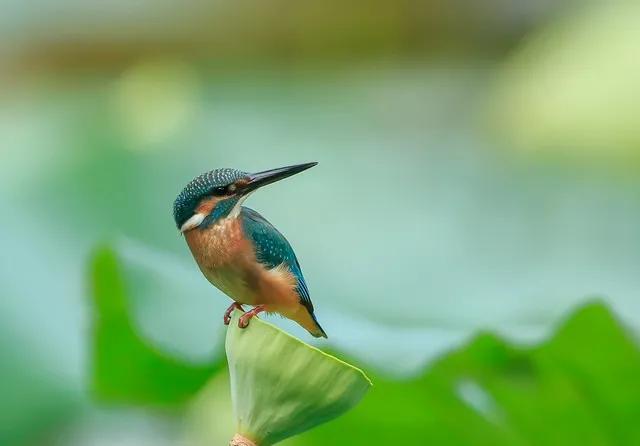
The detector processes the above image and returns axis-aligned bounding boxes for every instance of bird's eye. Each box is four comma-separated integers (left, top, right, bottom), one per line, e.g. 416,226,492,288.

213,187,226,195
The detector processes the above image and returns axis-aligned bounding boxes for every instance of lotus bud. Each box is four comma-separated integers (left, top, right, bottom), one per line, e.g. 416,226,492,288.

225,309,372,445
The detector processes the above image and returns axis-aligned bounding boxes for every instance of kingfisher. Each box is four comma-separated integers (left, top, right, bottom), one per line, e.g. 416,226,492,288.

173,162,327,338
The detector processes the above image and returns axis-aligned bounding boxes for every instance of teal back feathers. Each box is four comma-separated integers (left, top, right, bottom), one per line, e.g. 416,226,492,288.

240,207,316,316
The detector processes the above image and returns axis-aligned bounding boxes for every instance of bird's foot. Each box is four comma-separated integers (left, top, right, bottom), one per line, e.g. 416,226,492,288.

238,305,265,329
224,302,245,325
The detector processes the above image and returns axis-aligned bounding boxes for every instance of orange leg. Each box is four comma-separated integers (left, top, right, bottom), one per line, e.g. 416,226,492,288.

238,305,266,329
224,302,244,325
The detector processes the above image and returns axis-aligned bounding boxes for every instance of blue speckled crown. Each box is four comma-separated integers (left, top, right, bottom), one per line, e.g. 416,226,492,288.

173,168,248,228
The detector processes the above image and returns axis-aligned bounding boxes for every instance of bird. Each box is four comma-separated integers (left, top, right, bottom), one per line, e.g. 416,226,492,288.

173,162,327,338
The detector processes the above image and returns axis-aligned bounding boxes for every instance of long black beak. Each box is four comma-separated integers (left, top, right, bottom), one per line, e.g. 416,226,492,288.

245,162,317,192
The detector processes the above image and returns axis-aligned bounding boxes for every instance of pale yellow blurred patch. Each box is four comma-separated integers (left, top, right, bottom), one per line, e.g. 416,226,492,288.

490,2,640,158
112,59,200,150
181,371,234,446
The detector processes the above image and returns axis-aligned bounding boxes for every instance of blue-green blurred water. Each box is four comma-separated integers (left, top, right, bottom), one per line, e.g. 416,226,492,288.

2,61,640,444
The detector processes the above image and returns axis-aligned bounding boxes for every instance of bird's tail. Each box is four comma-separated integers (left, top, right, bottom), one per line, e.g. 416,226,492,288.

309,311,328,338
292,306,328,338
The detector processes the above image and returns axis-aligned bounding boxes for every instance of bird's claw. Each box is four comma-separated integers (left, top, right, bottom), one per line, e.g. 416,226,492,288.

238,305,265,329
224,302,244,325
238,315,250,328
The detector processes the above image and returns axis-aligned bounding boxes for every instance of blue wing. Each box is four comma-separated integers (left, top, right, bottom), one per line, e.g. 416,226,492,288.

240,207,315,313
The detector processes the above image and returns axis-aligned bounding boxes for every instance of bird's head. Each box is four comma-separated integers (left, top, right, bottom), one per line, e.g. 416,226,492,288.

173,162,317,233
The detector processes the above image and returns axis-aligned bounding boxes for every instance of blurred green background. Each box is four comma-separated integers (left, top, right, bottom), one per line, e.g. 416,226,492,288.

2,1,640,444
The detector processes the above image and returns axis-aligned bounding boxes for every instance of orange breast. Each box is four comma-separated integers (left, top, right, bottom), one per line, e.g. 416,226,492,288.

184,218,302,311
185,218,247,269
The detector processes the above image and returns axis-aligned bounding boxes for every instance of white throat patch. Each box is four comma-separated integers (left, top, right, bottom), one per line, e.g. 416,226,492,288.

228,193,252,219
180,212,205,233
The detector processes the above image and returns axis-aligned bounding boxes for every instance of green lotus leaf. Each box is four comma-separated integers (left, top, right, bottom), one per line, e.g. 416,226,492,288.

225,310,372,446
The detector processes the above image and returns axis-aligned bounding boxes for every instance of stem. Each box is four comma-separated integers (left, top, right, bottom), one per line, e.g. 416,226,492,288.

229,433,258,446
